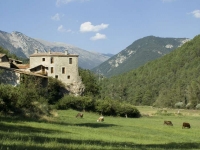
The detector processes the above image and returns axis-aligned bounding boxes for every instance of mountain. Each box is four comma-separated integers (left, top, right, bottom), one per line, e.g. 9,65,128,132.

92,36,190,77
0,30,110,69
99,34,200,108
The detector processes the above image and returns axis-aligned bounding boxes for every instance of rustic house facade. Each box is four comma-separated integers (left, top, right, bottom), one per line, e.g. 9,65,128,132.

0,50,84,95
29,49,80,85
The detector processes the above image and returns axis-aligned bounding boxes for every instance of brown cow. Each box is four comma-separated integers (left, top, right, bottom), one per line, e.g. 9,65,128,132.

76,112,83,118
164,121,173,126
97,116,104,122
182,122,191,129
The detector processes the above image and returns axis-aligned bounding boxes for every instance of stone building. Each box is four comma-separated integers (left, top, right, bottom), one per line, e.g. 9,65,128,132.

29,49,80,85
0,50,84,95
29,50,84,95
0,53,48,87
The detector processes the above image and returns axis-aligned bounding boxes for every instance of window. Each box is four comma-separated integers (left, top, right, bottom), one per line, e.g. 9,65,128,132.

50,57,54,64
62,67,65,74
42,58,45,61
51,67,54,73
69,58,72,64
55,75,58,79
67,75,70,79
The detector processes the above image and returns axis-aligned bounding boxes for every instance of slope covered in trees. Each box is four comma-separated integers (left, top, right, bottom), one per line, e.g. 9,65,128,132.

99,34,200,109
92,36,188,77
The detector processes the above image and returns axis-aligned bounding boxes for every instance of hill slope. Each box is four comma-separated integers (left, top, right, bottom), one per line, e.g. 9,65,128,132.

99,34,200,108
92,36,189,77
0,30,110,69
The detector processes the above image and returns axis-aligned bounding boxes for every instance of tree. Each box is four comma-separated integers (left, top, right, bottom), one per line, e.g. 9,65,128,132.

79,68,100,97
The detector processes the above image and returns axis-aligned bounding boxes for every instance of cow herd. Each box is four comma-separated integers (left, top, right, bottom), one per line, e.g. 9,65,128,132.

76,112,104,122
164,120,191,129
75,112,191,128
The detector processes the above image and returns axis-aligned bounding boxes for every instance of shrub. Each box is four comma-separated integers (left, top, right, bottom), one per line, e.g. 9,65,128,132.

95,99,140,118
55,95,95,111
186,103,191,109
196,104,200,110
174,102,184,108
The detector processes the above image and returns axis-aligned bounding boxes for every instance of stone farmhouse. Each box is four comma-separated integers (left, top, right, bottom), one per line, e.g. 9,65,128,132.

0,50,84,95
29,49,80,85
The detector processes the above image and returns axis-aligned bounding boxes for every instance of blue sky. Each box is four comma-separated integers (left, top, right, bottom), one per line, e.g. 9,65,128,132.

0,0,200,54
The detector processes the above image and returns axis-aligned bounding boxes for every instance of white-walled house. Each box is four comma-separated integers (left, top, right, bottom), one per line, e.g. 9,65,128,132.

29,50,81,85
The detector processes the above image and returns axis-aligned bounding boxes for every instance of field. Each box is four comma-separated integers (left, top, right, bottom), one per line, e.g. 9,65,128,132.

0,106,200,150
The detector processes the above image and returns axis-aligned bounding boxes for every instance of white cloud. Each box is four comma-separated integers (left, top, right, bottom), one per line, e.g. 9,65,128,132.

80,22,109,33
56,0,90,6
90,33,106,41
190,10,200,18
57,25,72,33
51,13,64,21
57,25,66,32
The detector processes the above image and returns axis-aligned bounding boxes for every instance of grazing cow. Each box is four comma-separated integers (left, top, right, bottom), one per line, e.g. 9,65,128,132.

76,112,83,118
164,121,173,126
182,122,191,129
97,116,104,122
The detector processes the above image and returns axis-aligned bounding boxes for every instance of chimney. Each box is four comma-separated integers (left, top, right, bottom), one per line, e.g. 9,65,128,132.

65,50,68,55
35,49,38,54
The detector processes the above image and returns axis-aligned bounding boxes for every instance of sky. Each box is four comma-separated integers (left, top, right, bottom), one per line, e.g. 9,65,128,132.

0,0,200,54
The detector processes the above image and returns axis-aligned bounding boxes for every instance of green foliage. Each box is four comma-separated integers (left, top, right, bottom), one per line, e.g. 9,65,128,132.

0,75,51,118
174,102,184,108
55,95,95,111
99,34,200,109
55,96,140,118
94,98,140,117
46,77,67,104
79,68,100,97
92,36,188,77
196,104,200,110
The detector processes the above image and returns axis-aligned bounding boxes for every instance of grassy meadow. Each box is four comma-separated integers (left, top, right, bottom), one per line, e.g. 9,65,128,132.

0,107,200,150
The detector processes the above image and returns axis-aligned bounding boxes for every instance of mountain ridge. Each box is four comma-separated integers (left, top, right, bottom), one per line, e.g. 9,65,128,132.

0,30,110,69
92,36,190,77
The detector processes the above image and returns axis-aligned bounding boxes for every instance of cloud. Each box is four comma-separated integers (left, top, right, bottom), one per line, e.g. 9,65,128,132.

190,10,200,18
57,25,66,32
57,25,73,33
56,0,90,6
51,13,64,21
80,22,109,32
90,33,106,41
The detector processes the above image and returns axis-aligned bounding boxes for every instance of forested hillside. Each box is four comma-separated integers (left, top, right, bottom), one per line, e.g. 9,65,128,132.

92,36,189,77
99,34,200,109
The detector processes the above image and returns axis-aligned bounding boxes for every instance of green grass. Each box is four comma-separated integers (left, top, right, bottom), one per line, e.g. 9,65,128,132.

0,107,200,150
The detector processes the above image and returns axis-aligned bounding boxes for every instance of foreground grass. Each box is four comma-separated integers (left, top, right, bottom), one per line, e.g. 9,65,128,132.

0,107,200,150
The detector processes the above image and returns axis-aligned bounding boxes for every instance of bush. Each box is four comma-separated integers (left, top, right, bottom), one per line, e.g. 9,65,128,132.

95,99,140,118
196,104,200,110
186,103,191,109
95,98,118,116
117,103,141,118
0,79,52,118
56,96,141,118
174,102,184,108
55,95,95,111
